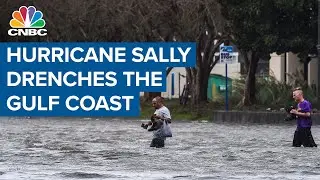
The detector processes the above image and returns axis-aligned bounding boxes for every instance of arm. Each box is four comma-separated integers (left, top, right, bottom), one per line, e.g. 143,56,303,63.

290,102,312,117
146,121,153,125
157,107,172,123
141,115,156,128
153,115,171,123
293,111,311,117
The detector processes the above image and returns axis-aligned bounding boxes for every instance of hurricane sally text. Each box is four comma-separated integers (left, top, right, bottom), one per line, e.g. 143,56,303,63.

7,46,191,63
0,42,196,116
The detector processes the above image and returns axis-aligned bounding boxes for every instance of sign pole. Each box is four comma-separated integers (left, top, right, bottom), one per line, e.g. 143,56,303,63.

220,45,233,112
225,63,228,111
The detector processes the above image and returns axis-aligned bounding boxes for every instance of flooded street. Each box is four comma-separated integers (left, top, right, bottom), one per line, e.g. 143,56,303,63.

0,117,320,180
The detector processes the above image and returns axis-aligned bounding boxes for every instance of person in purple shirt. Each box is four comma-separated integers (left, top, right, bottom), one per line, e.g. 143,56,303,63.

290,88,317,147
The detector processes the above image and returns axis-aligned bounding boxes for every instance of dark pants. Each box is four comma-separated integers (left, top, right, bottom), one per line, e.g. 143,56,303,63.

293,127,317,147
150,138,165,148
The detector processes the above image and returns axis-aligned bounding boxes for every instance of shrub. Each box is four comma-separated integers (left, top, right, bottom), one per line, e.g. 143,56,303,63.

228,70,319,110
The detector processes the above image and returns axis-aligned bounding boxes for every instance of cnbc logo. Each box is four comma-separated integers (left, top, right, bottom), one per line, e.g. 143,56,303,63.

8,6,47,37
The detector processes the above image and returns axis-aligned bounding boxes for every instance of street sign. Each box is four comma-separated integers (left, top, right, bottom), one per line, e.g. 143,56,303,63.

219,45,234,111
219,46,233,64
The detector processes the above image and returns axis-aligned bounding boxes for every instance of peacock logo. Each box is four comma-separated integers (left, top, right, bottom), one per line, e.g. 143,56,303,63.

8,6,47,36
10,6,45,28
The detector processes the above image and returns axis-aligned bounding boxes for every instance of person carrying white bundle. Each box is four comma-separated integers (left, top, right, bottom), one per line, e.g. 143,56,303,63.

141,96,172,148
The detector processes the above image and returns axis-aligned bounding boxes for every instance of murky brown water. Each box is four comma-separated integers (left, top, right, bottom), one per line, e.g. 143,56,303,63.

0,117,320,180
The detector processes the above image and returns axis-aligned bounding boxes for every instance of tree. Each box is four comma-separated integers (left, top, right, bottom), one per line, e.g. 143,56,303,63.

173,0,227,109
273,0,318,84
219,0,318,106
108,0,178,101
0,0,126,42
0,0,228,109
116,0,227,106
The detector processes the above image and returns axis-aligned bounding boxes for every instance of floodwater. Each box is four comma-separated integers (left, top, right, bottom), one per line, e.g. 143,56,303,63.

0,117,320,180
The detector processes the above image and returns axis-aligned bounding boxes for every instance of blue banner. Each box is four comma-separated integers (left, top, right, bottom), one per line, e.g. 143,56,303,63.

0,42,196,116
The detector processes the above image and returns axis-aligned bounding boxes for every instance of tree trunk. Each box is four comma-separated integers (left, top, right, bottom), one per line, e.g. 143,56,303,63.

190,70,200,107
190,64,210,109
243,51,259,106
187,38,222,109
303,57,311,82
199,67,210,102
239,49,250,73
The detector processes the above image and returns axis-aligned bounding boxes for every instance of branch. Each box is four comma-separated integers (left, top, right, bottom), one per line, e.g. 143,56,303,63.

204,0,219,35
185,67,192,83
203,34,216,64
166,67,174,76
208,39,224,69
210,56,220,70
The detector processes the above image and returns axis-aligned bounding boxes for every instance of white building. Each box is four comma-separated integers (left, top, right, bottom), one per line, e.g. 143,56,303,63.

140,50,241,99
269,52,318,87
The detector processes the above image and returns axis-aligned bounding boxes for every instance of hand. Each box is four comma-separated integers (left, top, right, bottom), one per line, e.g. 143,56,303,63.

290,109,298,114
141,123,148,129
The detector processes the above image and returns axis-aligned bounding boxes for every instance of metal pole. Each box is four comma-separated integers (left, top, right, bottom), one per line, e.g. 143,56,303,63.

171,73,175,97
178,72,181,97
225,63,228,111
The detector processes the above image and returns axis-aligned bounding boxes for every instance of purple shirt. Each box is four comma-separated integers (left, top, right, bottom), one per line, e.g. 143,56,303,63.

296,100,312,128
